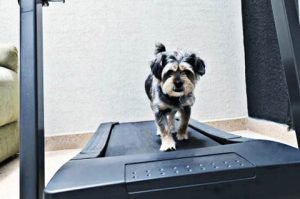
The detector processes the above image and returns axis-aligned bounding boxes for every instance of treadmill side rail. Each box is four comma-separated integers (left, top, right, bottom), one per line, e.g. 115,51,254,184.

73,122,118,160
188,119,252,144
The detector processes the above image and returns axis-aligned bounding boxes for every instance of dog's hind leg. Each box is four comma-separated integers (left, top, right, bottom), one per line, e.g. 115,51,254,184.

177,106,191,141
155,111,176,151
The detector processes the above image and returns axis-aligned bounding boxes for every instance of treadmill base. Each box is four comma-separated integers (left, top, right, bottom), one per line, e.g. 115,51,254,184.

45,120,300,199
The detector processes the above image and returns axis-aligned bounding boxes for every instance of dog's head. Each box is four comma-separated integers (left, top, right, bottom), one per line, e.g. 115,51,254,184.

150,43,206,97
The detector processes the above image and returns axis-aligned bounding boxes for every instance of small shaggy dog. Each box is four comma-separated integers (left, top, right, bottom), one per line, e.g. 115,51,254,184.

145,43,206,151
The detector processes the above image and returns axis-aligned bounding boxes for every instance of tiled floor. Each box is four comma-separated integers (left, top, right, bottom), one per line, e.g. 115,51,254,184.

0,130,297,199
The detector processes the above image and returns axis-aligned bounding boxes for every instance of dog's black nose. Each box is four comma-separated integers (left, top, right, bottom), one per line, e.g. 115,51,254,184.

174,81,183,88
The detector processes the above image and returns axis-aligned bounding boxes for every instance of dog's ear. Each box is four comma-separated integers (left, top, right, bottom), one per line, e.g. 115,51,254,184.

154,42,166,55
184,53,206,77
150,53,166,80
194,57,206,76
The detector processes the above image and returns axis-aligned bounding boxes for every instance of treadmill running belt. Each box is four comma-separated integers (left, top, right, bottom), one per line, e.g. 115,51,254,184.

104,121,221,156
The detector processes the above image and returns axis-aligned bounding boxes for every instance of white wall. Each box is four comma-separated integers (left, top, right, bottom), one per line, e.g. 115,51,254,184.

0,1,19,48
0,0,247,135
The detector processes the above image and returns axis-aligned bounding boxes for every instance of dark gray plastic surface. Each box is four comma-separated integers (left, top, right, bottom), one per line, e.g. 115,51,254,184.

188,119,251,143
73,122,117,160
125,153,255,193
45,120,300,199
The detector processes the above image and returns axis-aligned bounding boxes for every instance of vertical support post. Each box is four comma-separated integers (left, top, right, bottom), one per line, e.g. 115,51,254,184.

271,0,300,147
298,0,300,24
19,0,45,199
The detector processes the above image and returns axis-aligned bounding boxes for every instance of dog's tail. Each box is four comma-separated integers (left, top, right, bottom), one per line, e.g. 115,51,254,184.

154,42,166,55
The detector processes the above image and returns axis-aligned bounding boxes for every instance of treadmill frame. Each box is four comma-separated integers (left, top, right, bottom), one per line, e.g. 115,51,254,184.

18,1,300,199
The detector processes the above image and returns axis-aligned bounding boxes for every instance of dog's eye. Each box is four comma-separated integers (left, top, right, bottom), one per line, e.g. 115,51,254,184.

180,70,190,75
165,70,174,77
181,70,195,79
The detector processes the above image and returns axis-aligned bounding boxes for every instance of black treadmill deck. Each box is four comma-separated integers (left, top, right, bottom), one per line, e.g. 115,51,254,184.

105,121,220,156
45,120,300,199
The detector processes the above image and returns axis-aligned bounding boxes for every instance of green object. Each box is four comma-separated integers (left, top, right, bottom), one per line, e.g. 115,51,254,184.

0,45,18,72
0,44,19,163
0,122,18,162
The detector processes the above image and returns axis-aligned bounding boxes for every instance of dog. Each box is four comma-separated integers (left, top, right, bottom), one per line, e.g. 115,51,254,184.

145,43,206,151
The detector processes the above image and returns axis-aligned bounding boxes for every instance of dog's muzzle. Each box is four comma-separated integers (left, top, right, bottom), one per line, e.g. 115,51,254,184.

173,80,184,92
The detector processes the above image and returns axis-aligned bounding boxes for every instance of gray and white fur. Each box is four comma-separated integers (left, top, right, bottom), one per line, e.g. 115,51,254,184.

145,43,206,151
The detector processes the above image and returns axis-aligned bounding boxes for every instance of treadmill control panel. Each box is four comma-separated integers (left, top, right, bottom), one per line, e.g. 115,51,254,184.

125,153,255,193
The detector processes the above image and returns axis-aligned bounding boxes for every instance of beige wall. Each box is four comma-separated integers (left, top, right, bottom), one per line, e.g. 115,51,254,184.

0,0,247,135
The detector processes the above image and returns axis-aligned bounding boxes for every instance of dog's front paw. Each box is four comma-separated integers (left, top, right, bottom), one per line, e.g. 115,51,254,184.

177,131,189,141
160,136,176,151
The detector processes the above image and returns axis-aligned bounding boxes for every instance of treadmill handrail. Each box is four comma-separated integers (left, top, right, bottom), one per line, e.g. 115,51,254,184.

271,0,300,148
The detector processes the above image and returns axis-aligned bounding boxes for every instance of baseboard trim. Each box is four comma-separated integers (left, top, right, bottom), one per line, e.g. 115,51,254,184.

45,132,93,151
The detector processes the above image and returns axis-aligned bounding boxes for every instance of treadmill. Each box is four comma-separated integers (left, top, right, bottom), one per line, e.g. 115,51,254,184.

19,0,300,199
